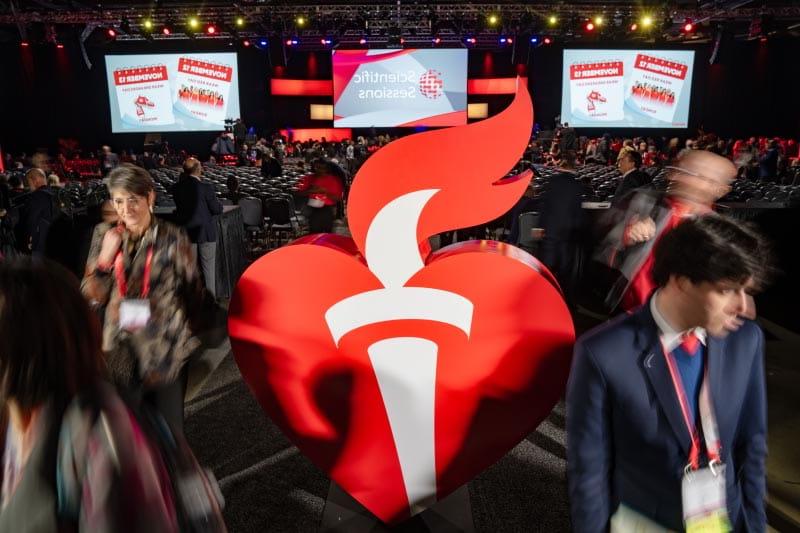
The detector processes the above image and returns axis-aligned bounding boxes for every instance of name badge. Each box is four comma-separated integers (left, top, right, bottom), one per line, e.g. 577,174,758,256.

681,464,730,533
119,298,151,332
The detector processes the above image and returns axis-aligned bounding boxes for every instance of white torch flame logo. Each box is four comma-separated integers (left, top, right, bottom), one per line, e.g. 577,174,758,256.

325,189,474,516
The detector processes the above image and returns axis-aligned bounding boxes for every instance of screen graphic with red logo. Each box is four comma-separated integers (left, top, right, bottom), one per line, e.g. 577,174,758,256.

560,49,695,128
333,49,467,127
105,53,241,133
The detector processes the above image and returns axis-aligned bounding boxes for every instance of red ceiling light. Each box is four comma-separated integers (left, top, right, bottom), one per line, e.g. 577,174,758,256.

243,39,251,47
107,28,117,38
683,19,694,33
585,22,595,31
20,41,29,47
630,23,638,31
56,43,64,49
162,27,171,35
207,24,217,35
543,37,552,45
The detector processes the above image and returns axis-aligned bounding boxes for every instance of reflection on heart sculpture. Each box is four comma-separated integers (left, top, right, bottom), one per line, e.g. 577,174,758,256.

228,78,575,525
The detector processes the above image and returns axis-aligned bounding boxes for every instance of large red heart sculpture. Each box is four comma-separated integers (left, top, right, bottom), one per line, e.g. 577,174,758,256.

228,79,574,525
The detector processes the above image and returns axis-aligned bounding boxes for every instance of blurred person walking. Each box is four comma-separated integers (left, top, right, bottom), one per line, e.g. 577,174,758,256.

568,215,771,533
81,164,203,435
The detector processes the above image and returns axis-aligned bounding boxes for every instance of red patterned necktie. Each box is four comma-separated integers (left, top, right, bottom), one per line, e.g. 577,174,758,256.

679,331,701,356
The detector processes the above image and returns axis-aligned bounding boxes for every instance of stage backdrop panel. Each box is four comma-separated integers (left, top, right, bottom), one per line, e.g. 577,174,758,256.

560,49,695,129
105,52,241,133
333,49,468,128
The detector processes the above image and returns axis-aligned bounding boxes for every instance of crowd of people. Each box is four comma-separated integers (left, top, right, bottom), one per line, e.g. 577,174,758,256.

529,127,799,184
0,121,788,531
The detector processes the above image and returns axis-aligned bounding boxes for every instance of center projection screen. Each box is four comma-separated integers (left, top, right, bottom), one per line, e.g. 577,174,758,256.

560,49,695,128
105,52,241,133
333,49,468,128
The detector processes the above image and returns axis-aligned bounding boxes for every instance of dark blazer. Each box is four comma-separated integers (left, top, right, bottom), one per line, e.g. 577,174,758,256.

14,187,56,254
538,170,588,242
613,169,652,202
171,175,223,243
566,303,767,532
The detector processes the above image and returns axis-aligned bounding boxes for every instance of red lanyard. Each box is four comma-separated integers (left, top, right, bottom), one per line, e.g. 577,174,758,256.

662,343,722,471
114,243,154,299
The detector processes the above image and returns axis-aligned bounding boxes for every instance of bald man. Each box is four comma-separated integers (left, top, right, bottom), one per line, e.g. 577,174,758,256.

11,168,58,255
597,150,738,312
172,157,223,298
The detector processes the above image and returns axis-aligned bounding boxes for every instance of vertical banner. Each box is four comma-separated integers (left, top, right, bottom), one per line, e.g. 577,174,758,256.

112,65,175,127
569,61,625,121
174,57,233,125
627,54,689,124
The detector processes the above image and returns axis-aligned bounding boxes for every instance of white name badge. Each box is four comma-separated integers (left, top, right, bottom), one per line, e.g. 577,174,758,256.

119,298,151,332
681,464,731,533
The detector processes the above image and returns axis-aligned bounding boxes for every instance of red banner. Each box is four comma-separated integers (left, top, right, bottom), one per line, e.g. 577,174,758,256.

177,58,233,82
114,66,169,86
570,61,624,80
634,54,688,80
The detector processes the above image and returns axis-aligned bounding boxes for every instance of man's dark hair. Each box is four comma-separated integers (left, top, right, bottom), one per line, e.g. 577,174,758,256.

0,257,104,409
623,150,642,168
652,214,773,291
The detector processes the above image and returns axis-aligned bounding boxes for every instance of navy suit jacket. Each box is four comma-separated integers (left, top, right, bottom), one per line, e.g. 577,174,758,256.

172,175,223,244
567,303,766,532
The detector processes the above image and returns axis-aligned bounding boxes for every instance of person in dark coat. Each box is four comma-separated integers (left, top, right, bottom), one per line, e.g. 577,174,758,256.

757,139,779,180
172,157,223,298
13,168,56,256
261,149,283,179
613,150,652,203
537,150,590,305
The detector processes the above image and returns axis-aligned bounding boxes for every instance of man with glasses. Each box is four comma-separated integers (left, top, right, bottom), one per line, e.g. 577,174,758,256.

613,150,651,203
597,150,737,312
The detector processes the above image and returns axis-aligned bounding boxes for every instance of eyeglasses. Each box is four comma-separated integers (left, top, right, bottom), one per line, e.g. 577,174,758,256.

664,166,730,187
112,195,145,208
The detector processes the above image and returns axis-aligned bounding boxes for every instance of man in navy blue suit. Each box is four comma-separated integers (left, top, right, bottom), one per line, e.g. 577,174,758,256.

567,215,772,532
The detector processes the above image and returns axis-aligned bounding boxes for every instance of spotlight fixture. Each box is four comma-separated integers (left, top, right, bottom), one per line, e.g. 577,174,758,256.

548,15,558,26
499,35,512,44
236,17,245,28
359,37,367,45
530,36,539,44
585,22,595,32
259,38,268,47
207,24,217,35
286,37,299,46
162,26,171,36
321,37,333,45
21,41,29,47
242,39,251,47
56,43,64,49
683,19,694,33
488,14,499,26
107,28,117,38
463,36,477,45
594,16,604,27
142,19,153,31
642,16,653,28
432,36,441,44
543,37,552,45
188,17,200,30
630,23,638,31
296,16,306,27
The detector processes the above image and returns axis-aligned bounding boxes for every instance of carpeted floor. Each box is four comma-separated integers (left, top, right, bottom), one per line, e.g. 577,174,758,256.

184,352,572,533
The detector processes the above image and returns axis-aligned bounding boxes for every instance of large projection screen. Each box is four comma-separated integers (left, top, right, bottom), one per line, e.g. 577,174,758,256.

105,53,241,133
333,49,468,127
560,49,695,128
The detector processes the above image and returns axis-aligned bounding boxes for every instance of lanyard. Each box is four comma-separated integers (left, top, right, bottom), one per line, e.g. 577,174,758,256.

114,239,155,299
662,344,722,471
